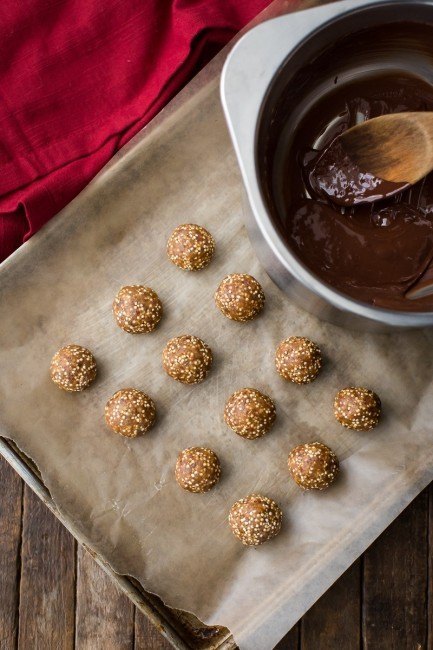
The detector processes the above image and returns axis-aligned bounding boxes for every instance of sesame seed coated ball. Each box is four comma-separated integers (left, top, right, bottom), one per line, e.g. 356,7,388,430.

275,336,322,384
113,285,162,334
229,494,282,546
214,274,265,322
224,388,276,440
105,388,156,437
162,335,213,384
334,387,381,431
50,344,97,392
175,447,221,493
288,442,339,490
167,224,215,271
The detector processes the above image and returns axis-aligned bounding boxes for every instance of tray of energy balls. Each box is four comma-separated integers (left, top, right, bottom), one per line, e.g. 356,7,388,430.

2,4,433,649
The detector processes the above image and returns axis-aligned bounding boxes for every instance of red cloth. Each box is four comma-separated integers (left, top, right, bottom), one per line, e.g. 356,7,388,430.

0,0,272,261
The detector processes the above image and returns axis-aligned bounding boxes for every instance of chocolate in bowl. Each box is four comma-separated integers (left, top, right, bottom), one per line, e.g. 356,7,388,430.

263,23,433,312
222,0,433,328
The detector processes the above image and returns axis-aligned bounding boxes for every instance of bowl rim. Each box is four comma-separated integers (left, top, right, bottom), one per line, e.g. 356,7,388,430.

221,0,433,326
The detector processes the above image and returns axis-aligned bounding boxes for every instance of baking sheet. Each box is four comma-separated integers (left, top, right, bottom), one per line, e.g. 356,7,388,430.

1,2,433,649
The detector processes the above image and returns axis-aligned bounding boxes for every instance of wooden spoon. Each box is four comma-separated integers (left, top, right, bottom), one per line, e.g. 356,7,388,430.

341,111,433,186
341,111,433,300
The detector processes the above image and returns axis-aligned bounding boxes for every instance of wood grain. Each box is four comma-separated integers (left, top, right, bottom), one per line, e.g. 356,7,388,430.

301,560,361,649
363,489,429,650
0,472,432,648
274,622,300,649
75,544,134,649
134,609,173,650
18,485,76,650
0,456,23,650
343,112,433,186
428,484,433,649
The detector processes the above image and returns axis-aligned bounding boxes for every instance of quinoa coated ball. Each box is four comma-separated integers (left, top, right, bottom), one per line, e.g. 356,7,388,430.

175,447,221,493
166,223,215,271
50,344,97,392
113,285,162,334
229,494,282,546
275,336,322,384
288,442,339,490
224,388,276,440
214,273,265,322
162,335,213,384
105,388,156,437
334,387,381,431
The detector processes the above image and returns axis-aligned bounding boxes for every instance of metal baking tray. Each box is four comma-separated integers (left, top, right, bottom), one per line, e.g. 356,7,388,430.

0,436,235,649
0,2,312,647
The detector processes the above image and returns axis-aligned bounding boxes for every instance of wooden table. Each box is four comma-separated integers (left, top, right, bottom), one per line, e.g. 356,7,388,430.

1,454,431,648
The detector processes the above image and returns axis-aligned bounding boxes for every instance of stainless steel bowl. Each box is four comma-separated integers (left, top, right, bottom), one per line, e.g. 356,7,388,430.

221,0,433,330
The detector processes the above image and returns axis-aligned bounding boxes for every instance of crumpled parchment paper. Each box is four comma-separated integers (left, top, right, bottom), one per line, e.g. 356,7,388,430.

1,2,433,648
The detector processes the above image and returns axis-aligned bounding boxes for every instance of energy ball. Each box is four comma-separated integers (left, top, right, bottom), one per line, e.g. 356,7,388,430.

215,273,265,322
229,494,282,546
175,447,221,493
275,336,322,384
50,344,97,392
113,285,162,334
288,442,339,490
224,388,276,440
167,223,215,271
105,388,156,437
162,335,213,384
334,387,381,431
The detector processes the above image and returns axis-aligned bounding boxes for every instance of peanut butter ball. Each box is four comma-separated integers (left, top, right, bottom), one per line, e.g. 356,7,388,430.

334,387,381,431
175,447,221,493
162,335,213,384
50,344,97,392
224,388,276,439
288,442,339,490
275,336,322,384
167,223,215,271
113,285,162,334
229,494,282,546
105,388,156,437
215,273,265,322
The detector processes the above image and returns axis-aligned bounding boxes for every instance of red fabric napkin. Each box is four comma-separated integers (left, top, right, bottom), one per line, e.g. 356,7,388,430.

0,0,273,262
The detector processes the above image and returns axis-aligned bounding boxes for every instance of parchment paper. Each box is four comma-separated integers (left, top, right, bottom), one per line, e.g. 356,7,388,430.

1,2,433,649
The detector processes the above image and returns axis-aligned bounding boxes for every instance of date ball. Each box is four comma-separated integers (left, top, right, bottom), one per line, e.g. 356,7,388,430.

167,223,215,271
105,388,156,437
50,344,97,392
162,335,213,384
288,442,339,490
229,494,282,546
215,273,265,322
334,387,381,431
113,285,162,334
175,447,221,493
275,336,322,384
224,388,276,440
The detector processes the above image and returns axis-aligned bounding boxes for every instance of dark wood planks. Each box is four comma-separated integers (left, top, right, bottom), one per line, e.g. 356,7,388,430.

363,489,429,650
274,622,300,649
255,557,362,650
428,483,433,649
134,609,173,650
1,451,432,648
0,456,23,650
18,485,76,650
75,544,134,649
301,560,361,650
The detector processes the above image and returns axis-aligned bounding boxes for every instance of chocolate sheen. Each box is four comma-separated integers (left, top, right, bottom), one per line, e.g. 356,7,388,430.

306,138,409,207
272,23,433,311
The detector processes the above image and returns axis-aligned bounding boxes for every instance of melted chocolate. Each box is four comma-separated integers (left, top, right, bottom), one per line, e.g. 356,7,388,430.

306,138,409,206
268,23,433,311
